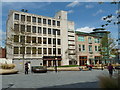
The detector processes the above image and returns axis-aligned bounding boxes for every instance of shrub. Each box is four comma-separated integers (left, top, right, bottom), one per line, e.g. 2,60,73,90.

1,64,15,69
98,75,120,89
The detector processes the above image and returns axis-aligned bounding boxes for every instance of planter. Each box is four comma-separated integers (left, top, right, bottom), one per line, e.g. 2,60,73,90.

0,69,19,75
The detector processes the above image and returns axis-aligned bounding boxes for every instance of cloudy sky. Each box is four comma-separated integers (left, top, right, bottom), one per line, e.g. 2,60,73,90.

1,1,119,47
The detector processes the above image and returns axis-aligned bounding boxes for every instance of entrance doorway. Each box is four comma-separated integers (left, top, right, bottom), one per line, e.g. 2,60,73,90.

79,56,87,66
43,60,47,66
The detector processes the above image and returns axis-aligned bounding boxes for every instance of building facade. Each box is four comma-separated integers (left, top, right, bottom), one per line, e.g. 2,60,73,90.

0,47,6,58
6,10,76,67
75,32,101,66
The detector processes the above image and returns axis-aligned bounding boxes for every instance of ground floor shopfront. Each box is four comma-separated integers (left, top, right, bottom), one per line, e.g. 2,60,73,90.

79,56,102,66
43,56,62,66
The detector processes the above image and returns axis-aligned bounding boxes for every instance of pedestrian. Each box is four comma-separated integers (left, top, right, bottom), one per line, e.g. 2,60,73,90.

89,65,92,71
25,62,29,74
28,61,31,72
55,65,57,73
107,63,114,77
101,63,104,70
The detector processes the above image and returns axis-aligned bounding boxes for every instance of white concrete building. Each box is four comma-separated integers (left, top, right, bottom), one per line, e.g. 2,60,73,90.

6,10,76,67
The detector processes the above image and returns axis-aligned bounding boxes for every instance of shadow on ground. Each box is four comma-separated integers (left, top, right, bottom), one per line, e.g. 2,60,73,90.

39,81,100,88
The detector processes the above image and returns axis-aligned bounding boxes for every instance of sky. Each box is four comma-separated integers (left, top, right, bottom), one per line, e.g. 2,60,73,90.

0,1,119,47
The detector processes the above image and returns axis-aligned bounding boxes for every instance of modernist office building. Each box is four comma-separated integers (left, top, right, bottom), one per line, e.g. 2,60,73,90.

6,10,76,66
75,31,101,65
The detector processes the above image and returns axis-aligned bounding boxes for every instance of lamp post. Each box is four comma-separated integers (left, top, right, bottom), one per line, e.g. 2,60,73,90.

54,29,57,72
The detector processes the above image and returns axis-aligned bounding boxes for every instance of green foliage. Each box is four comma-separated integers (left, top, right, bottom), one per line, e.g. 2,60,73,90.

58,65,79,67
98,75,120,89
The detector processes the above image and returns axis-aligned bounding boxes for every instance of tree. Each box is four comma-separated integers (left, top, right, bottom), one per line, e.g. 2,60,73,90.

100,34,117,64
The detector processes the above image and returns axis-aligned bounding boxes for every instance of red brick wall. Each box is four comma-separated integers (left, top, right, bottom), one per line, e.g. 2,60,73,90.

0,48,6,58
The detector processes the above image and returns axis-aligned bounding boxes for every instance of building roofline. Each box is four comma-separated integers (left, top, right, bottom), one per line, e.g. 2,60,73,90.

10,10,61,20
75,31,101,38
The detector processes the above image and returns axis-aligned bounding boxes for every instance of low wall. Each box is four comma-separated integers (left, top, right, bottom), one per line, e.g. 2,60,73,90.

13,59,43,72
0,58,12,64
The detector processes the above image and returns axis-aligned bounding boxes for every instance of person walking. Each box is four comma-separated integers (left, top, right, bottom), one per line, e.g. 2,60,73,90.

55,65,57,73
107,63,114,77
25,62,29,74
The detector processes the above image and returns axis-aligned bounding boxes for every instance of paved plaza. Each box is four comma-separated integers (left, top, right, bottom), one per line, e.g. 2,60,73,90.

1,70,110,89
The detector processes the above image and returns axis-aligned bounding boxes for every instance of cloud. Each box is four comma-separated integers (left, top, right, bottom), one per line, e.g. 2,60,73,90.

66,1,80,8
68,10,74,14
85,5,94,8
93,9,104,16
76,26,95,33
116,9,120,14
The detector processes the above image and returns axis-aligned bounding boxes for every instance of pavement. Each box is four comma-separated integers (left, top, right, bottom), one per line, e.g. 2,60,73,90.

1,69,110,89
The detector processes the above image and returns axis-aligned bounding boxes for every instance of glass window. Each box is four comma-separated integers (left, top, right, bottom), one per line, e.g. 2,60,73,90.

58,48,61,54
48,48,52,54
32,17,36,22
95,46,97,51
38,18,41,23
38,48,42,54
14,35,19,43
20,36,25,43
21,25,25,33
26,47,31,54
14,47,19,54
32,37,36,43
48,38,51,44
82,45,85,51
14,14,19,20
79,44,81,51
88,37,92,43
38,37,42,44
57,39,61,45
98,46,100,51
26,36,31,43
43,48,47,54
78,36,85,41
53,29,56,35
43,19,46,24
32,47,36,54
21,15,25,21
89,45,92,52
53,20,56,25
14,24,19,31
95,38,100,43
57,21,60,26
32,26,36,33
43,38,47,44
43,28,46,34
53,48,56,54
27,25,31,32
38,27,42,33
48,28,51,34
20,47,25,54
27,16,31,22
57,30,60,35
53,38,56,44
48,19,51,25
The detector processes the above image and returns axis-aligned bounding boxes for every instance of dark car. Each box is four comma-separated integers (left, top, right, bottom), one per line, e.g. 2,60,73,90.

31,66,47,73
115,66,120,70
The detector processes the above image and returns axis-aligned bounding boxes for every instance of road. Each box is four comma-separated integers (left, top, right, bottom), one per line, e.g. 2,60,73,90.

1,70,109,89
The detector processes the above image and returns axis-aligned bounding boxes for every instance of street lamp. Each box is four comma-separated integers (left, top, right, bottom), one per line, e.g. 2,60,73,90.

54,29,57,72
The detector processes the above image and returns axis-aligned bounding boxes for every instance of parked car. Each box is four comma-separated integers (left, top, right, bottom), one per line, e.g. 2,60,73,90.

115,66,120,70
31,66,47,73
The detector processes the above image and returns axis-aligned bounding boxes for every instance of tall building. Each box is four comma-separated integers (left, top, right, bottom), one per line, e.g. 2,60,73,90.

6,10,76,67
75,31,101,65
